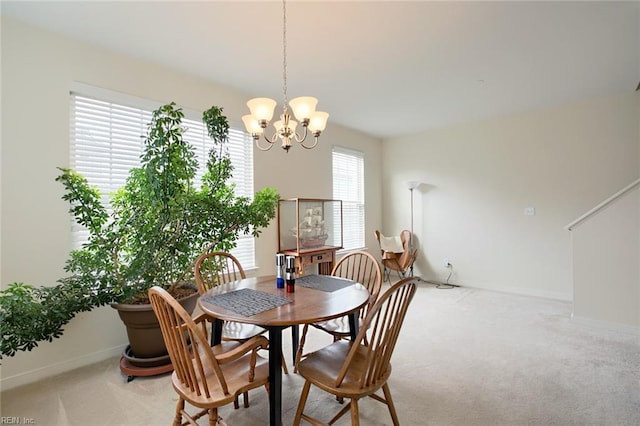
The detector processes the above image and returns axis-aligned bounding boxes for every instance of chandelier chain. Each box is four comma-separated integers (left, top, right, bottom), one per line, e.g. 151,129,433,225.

282,0,288,113
242,0,327,152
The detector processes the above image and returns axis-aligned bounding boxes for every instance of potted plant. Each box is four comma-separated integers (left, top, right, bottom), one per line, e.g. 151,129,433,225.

0,102,279,362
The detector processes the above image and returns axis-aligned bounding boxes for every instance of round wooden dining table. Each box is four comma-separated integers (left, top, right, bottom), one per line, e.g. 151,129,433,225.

198,274,370,426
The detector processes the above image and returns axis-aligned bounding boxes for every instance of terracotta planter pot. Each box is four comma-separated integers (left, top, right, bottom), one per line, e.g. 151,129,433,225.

111,290,199,361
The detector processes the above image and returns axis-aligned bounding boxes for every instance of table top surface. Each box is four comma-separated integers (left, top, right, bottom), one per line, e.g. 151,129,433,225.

198,275,370,327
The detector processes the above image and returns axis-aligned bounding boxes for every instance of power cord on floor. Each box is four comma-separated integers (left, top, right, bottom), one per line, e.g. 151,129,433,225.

435,268,457,289
421,268,459,289
390,267,458,289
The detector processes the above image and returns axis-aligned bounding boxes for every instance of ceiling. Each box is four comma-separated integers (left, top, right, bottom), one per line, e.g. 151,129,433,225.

2,1,639,139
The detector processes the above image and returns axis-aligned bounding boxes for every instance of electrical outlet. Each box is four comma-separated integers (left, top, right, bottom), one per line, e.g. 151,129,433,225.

444,258,452,268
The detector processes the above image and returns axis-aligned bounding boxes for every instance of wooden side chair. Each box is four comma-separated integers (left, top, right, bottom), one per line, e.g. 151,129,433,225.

148,286,269,426
195,251,288,408
294,250,382,372
195,251,246,295
375,230,417,283
294,277,418,426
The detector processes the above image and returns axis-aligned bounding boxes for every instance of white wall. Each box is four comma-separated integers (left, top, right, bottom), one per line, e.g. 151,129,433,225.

570,186,639,328
0,18,382,390
382,92,639,301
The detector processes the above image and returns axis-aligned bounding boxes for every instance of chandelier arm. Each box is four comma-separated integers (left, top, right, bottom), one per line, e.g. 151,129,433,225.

259,129,283,151
299,135,319,150
267,129,280,144
293,125,309,143
255,137,275,151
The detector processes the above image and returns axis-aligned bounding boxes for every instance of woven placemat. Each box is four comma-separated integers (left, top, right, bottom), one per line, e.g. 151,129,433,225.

296,274,356,292
201,288,292,317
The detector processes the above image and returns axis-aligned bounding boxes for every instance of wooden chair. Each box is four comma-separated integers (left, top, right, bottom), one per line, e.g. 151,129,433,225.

195,251,246,295
375,230,417,283
148,286,269,426
195,251,288,408
294,251,382,373
293,277,417,426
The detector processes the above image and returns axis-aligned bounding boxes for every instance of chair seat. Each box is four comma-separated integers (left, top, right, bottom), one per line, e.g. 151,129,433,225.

219,322,290,378
296,340,392,398
172,348,269,408
311,317,360,338
222,322,267,341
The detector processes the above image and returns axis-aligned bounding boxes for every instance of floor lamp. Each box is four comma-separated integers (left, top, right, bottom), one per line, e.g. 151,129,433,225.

406,181,420,278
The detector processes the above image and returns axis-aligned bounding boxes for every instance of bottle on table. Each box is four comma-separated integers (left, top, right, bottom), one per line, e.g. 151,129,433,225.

285,255,296,293
276,253,285,288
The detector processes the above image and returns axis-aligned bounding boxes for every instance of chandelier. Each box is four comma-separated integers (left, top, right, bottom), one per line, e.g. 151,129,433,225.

242,0,329,152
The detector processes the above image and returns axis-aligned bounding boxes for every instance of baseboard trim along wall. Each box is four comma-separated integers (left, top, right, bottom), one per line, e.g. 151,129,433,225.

417,276,573,302
0,345,125,391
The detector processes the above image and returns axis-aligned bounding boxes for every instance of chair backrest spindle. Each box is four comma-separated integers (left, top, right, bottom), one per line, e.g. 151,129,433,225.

335,278,416,390
195,251,246,294
332,251,383,318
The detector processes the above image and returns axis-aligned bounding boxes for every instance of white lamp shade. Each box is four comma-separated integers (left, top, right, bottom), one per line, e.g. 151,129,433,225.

273,119,298,134
242,115,263,134
406,181,420,190
308,111,329,132
289,96,318,121
247,97,277,121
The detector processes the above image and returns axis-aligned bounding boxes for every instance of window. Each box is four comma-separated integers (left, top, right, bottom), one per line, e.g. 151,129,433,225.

332,146,365,250
70,91,256,267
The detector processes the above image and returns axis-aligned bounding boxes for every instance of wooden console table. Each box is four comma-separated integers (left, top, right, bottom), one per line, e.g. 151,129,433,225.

281,246,339,275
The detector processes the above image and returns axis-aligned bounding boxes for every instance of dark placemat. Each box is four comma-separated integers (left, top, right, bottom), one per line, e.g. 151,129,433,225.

296,274,356,292
201,288,292,317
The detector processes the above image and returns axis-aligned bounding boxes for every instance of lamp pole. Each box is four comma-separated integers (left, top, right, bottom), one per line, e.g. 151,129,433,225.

409,186,414,277
409,187,414,249
405,181,419,277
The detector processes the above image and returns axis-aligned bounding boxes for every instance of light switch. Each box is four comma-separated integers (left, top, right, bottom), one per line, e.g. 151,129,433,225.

524,207,535,216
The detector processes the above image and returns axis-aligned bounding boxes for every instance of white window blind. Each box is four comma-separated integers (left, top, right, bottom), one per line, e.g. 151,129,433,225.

70,93,256,267
332,146,365,250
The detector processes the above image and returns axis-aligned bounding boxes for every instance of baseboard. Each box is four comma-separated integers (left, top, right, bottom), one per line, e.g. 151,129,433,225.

417,276,572,302
0,345,125,392
468,283,572,302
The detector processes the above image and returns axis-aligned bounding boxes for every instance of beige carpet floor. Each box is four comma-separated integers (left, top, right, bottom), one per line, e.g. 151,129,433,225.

1,282,638,425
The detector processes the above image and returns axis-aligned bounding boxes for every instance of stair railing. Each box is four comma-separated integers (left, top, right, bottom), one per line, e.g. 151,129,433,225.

565,178,640,231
